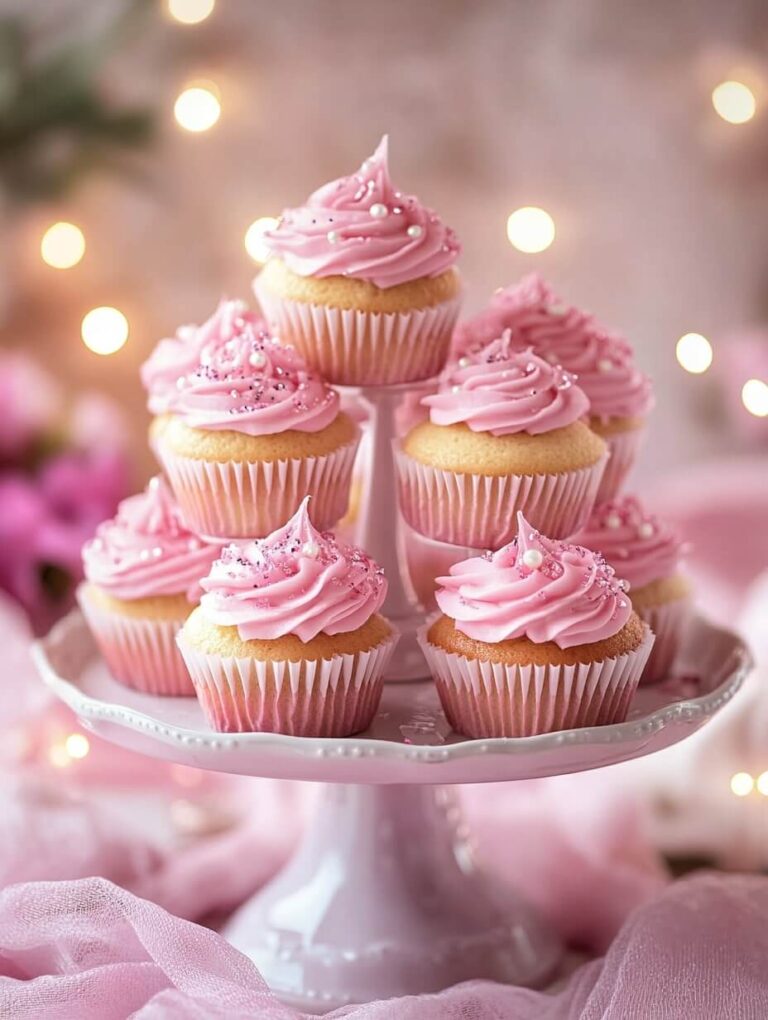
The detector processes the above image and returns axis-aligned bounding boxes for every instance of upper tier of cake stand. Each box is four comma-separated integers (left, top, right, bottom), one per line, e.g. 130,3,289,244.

34,609,749,785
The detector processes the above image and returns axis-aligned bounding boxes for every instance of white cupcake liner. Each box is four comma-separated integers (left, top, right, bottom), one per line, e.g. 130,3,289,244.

595,425,646,502
419,624,654,738
395,446,608,547
255,278,462,386
636,596,692,685
77,586,194,696
157,437,359,541
177,632,398,736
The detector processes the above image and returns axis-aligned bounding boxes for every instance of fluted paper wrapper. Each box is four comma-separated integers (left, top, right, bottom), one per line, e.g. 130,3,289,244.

77,587,193,696
256,279,461,386
395,447,608,547
596,425,646,502
158,437,359,541
637,597,692,685
420,625,654,738
177,633,398,736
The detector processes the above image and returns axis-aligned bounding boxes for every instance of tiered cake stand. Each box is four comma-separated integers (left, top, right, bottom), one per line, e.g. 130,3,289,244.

34,383,750,1013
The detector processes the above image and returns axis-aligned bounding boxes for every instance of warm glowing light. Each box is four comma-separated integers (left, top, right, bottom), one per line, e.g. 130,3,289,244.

174,85,221,132
506,207,555,254
166,0,215,24
81,307,129,356
49,743,71,768
65,733,90,760
40,222,85,269
675,332,713,374
742,378,768,417
756,772,768,796
712,81,756,124
244,216,279,263
730,771,754,797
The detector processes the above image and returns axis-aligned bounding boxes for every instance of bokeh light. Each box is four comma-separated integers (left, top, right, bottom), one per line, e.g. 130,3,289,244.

675,332,713,374
48,743,71,768
174,85,221,132
712,81,756,124
166,0,215,24
40,222,86,269
741,378,768,417
65,733,90,760
730,771,754,797
81,307,129,356
244,216,279,263
757,772,768,796
506,207,555,254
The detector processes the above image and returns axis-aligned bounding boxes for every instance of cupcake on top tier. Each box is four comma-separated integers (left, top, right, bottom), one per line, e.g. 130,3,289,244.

143,299,359,540
421,512,653,737
178,498,396,736
573,496,691,684
396,333,608,547
255,135,462,386
455,275,654,500
79,476,221,696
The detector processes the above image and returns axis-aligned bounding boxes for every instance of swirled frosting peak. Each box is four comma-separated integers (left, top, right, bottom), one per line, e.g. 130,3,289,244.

435,511,632,648
262,135,461,288
82,476,220,602
199,497,387,642
572,495,686,589
144,299,339,435
422,333,589,436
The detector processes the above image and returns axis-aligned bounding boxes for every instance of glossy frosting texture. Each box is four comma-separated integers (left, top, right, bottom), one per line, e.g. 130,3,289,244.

82,477,220,602
572,496,685,589
435,512,632,648
422,334,589,436
200,498,387,642
262,136,461,288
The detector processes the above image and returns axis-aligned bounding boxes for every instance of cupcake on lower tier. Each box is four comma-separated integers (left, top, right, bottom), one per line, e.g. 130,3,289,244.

396,334,608,547
142,299,359,539
420,512,653,738
177,498,397,735
255,136,462,386
573,496,691,683
78,476,221,695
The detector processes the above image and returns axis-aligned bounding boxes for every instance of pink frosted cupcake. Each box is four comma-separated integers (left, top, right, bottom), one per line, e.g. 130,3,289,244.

396,333,608,546
455,275,654,500
573,496,691,684
421,512,654,738
143,299,360,540
255,135,462,385
78,476,221,695
177,498,397,735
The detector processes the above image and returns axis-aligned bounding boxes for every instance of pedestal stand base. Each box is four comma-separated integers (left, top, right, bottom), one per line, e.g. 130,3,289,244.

223,784,562,1012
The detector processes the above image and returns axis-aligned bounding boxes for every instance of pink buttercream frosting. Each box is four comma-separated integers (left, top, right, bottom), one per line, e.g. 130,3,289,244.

199,498,387,642
435,512,632,649
262,135,461,289
143,299,339,435
572,496,686,590
82,476,220,602
454,275,653,422
422,334,589,436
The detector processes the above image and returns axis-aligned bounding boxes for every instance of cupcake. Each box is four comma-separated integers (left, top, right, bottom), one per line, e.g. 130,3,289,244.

420,512,654,738
177,498,397,735
572,496,691,683
455,275,654,500
255,135,462,386
144,299,360,540
78,476,221,695
396,333,608,547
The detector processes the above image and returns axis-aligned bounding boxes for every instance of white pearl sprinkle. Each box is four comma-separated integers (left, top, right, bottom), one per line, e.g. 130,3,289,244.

327,230,339,244
597,358,613,373
451,384,461,394
302,541,319,559
249,350,266,368
637,521,655,539
606,513,622,529
152,547,163,558
370,203,388,218
139,549,151,562
148,476,160,491
522,549,544,569
176,376,186,390
458,356,470,368
406,224,423,239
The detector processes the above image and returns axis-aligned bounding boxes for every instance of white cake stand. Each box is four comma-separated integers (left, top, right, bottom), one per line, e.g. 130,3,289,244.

33,384,751,1012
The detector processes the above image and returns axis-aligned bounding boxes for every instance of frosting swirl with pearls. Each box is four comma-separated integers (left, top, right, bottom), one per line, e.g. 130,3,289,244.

435,512,632,648
422,334,589,436
82,477,220,602
199,498,387,642
572,496,685,589
144,299,339,435
262,135,461,289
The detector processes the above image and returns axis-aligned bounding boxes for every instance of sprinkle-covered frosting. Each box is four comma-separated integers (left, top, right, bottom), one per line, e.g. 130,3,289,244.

199,498,387,642
422,333,589,436
143,299,339,435
572,496,686,590
435,512,632,648
262,135,461,289
82,477,220,602
454,275,654,422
